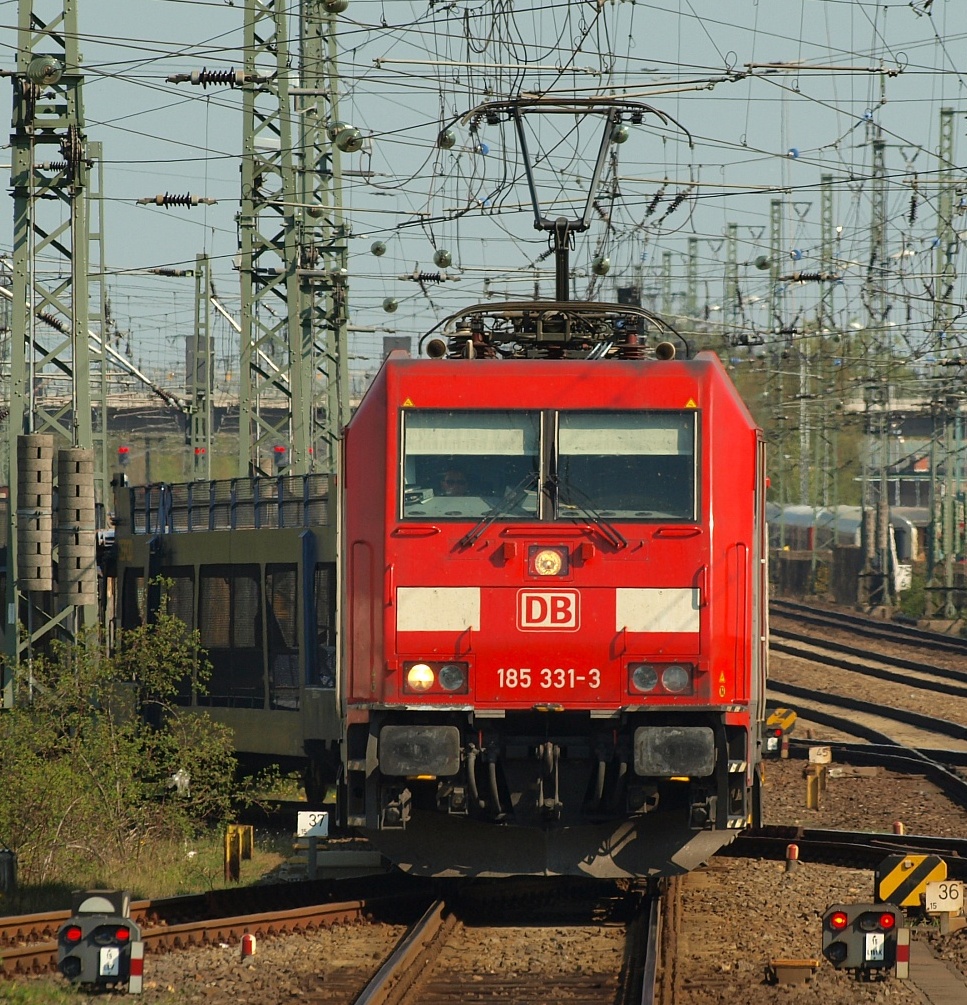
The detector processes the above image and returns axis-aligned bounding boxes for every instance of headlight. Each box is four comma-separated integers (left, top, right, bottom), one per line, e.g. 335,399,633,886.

438,663,466,691
661,664,691,693
630,664,658,693
405,663,434,692
628,662,695,695
528,545,569,577
402,660,470,695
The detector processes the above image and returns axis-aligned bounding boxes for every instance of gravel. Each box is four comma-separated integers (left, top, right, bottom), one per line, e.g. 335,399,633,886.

17,625,967,1004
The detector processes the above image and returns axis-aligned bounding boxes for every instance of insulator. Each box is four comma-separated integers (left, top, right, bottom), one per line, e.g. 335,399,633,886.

645,188,664,217
611,124,630,144
137,193,217,209
617,341,647,360
34,161,69,173
657,192,688,224
59,126,84,172
36,309,68,334
334,127,364,153
178,68,246,88
592,200,610,222
909,195,918,224
148,268,192,277
26,55,63,86
414,271,444,284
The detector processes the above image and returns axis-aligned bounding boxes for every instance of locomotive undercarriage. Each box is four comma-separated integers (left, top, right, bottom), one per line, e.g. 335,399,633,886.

345,710,756,878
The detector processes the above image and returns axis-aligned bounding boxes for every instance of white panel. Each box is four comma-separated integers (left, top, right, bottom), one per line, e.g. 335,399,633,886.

615,588,700,633
559,414,693,455
408,427,529,454
397,587,480,631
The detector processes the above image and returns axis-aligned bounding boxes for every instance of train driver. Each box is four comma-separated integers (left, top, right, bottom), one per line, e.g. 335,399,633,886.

438,467,469,496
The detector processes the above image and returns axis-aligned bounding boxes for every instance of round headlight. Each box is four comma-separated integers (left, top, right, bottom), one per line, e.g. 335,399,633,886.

438,663,466,691
406,663,434,692
661,664,690,693
630,664,658,693
534,548,563,576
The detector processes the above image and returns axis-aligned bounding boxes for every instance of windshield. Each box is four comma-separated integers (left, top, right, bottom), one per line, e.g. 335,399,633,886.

557,412,696,520
402,410,541,519
401,408,697,522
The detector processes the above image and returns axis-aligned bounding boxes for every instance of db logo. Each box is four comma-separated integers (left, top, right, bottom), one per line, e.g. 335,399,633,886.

518,590,580,631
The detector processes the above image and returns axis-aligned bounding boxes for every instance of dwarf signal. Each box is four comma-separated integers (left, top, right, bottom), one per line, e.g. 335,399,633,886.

821,903,904,976
58,889,143,990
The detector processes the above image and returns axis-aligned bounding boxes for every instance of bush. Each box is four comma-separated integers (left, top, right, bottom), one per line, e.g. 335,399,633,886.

0,605,240,889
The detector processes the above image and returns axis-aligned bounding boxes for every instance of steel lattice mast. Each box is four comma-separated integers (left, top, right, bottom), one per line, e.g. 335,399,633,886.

298,0,350,472
4,0,97,688
237,0,305,476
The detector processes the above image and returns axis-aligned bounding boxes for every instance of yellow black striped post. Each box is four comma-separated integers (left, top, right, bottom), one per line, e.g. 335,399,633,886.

875,855,947,909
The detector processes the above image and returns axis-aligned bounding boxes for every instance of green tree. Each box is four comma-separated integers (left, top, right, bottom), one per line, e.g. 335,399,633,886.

0,603,239,886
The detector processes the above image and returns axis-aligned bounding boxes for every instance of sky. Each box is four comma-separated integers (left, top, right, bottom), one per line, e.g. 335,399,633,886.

2,0,967,403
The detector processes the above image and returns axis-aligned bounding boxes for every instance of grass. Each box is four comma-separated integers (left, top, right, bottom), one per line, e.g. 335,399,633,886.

1,771,307,917
0,826,294,917
0,982,79,1003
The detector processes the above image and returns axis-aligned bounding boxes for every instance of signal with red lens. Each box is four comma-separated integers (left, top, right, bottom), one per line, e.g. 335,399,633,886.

878,912,896,930
829,911,849,930
64,925,83,943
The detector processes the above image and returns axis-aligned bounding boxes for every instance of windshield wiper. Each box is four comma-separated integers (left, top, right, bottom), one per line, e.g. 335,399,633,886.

458,470,541,548
550,475,627,551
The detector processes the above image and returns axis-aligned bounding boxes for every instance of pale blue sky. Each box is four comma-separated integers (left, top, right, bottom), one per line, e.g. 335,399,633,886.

2,0,966,394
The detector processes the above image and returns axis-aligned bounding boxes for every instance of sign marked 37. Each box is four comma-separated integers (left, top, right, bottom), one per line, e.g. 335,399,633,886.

517,590,580,631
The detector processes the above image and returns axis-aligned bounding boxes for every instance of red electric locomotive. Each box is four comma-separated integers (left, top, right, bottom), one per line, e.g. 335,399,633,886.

342,299,768,878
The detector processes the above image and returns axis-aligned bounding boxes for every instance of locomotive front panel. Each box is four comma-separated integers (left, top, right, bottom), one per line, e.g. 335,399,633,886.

391,578,708,708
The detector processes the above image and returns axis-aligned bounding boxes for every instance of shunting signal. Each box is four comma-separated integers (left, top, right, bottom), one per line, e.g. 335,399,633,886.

763,707,797,756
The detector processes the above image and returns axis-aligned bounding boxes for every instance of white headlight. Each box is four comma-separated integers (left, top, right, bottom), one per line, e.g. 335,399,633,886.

406,663,434,692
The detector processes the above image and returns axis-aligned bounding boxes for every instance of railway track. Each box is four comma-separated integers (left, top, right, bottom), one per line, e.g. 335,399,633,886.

735,820,967,876
2,880,661,1004
355,885,658,1005
770,598,967,657
770,630,967,692
0,895,395,979
767,605,967,754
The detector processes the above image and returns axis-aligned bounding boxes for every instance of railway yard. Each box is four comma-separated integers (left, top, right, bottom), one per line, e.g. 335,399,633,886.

5,600,967,1004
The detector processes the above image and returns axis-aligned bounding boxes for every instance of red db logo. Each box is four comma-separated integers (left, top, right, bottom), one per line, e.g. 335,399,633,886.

518,590,579,631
